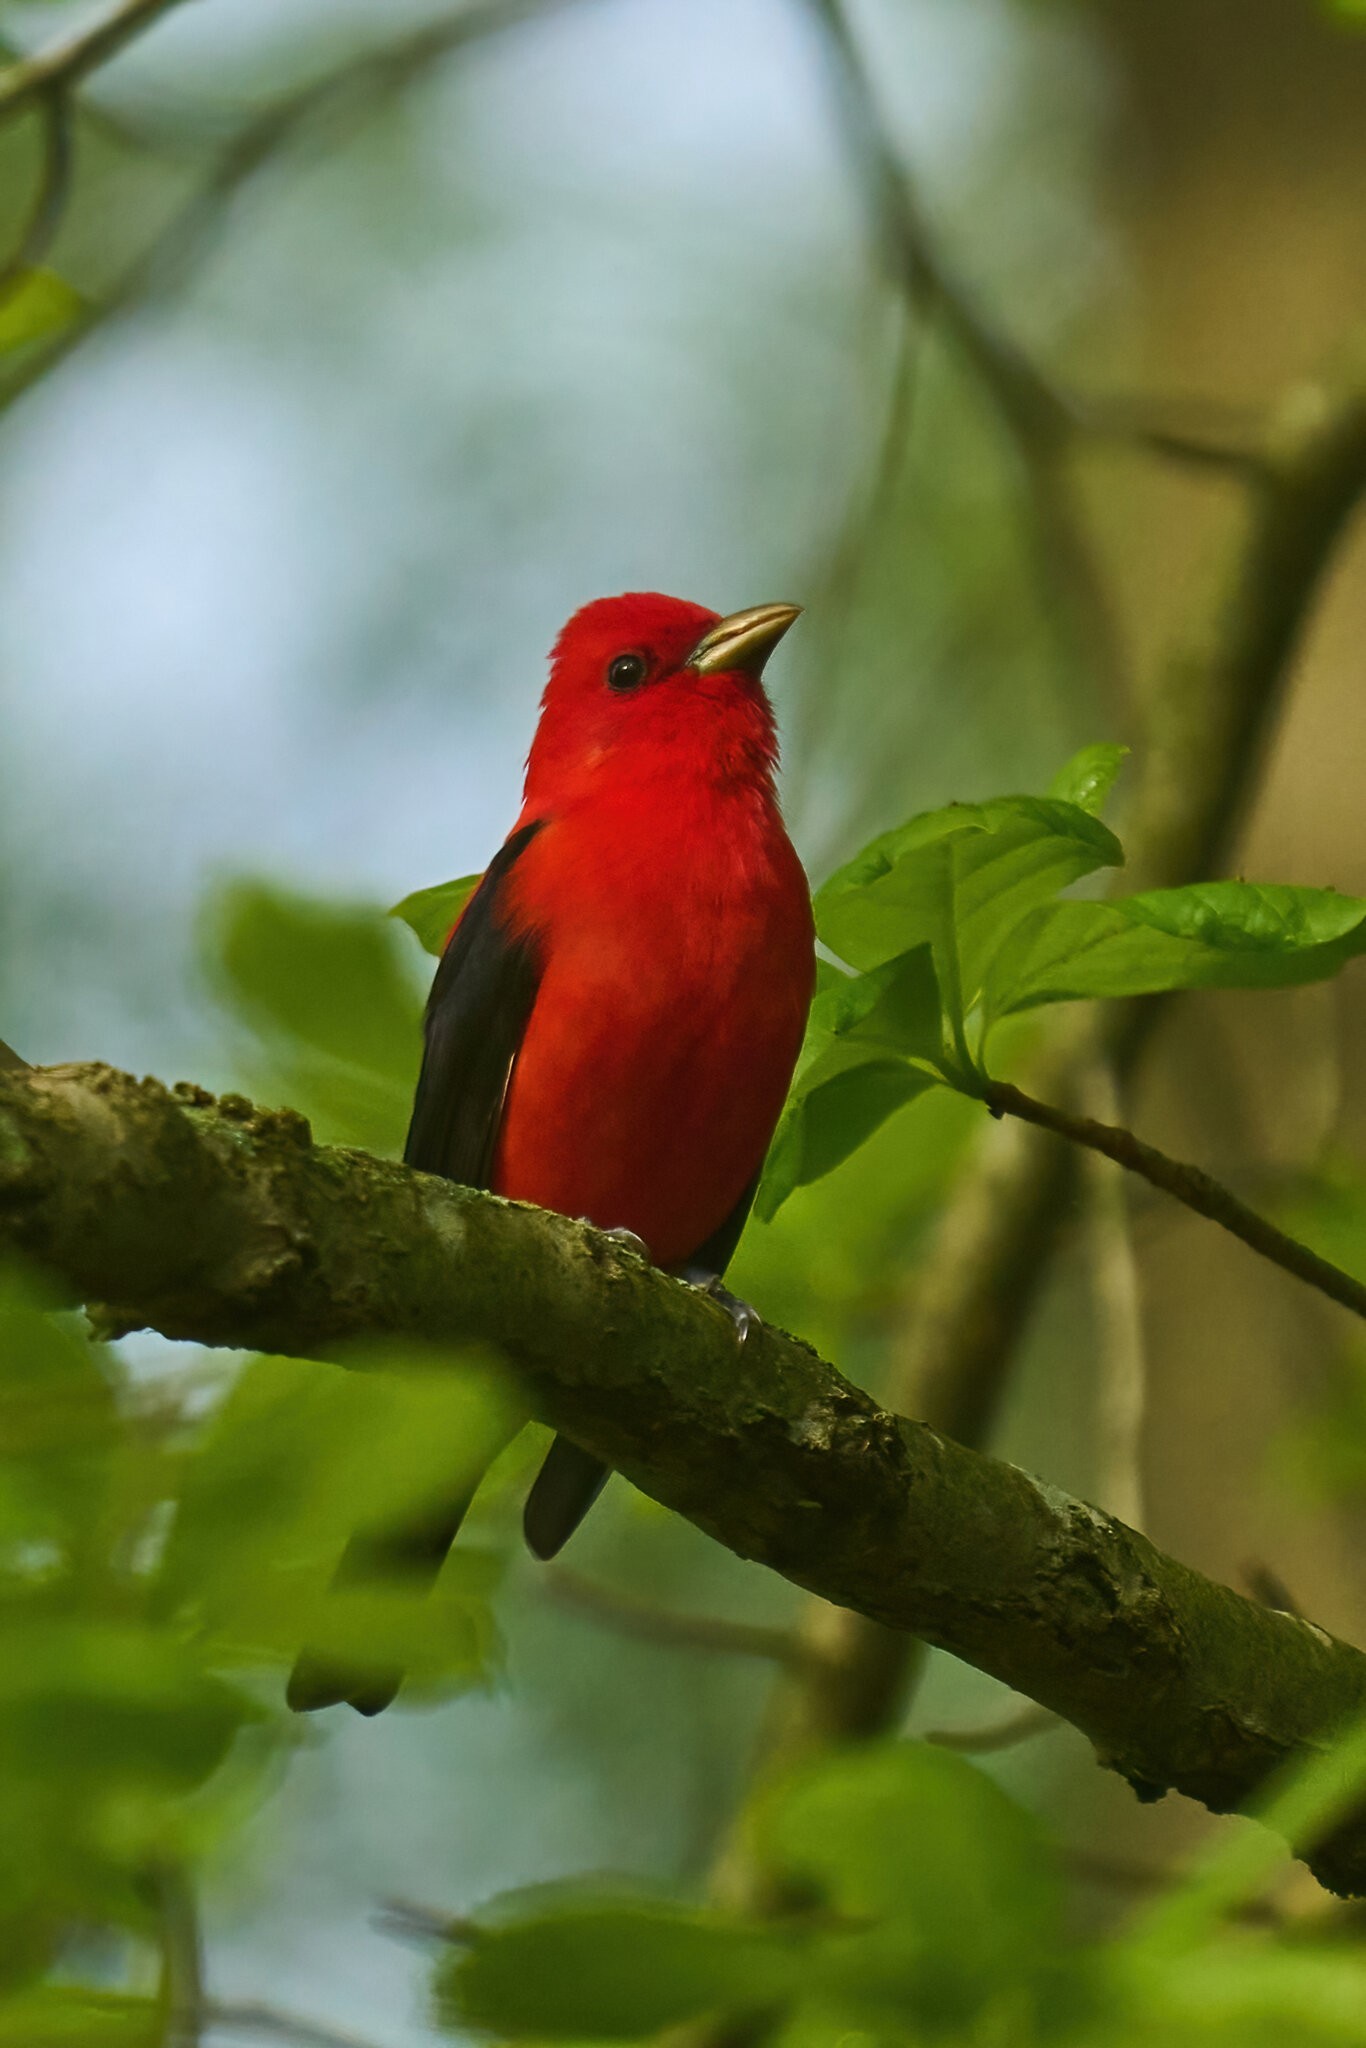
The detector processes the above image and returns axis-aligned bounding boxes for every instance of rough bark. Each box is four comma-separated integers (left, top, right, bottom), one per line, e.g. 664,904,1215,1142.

2,1060,1365,1893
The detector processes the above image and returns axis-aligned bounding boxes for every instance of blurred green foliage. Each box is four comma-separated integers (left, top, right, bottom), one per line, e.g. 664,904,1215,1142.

0,270,83,357
0,1262,512,2018
202,879,424,1152
434,1736,1366,2044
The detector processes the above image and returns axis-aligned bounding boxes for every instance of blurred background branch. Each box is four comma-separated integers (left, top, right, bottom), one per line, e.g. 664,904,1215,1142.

0,0,192,119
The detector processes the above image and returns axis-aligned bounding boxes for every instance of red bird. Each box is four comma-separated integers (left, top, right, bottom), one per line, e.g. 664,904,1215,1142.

290,594,815,1714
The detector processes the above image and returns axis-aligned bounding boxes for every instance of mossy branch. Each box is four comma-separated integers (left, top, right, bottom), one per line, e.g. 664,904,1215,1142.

3,1059,1366,1894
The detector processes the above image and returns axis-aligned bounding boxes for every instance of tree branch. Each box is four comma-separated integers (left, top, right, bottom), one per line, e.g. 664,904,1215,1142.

0,0,590,421
981,1077,1366,1322
0,0,193,123
543,1567,814,1670
3,1060,1366,1893
799,0,1258,479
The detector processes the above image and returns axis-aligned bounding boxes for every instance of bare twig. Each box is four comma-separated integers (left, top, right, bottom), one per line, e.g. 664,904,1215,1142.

0,0,193,123
149,1861,204,2048
983,1077,1366,1324
921,1701,1059,1754
796,0,1134,712
0,0,591,421
1082,1064,1148,1533
544,1564,814,1669
798,0,1256,481
373,1899,483,1948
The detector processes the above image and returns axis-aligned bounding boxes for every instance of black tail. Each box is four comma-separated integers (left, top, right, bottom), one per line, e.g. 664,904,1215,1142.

287,1492,474,1716
522,1436,609,1560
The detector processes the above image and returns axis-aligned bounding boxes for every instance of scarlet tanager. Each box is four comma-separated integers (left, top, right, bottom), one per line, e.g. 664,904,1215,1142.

289,593,815,1714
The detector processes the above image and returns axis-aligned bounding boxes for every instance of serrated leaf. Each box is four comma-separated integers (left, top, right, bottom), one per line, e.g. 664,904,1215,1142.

985,883,1366,1020
815,796,1123,1033
0,270,85,356
437,1896,804,2038
1047,742,1128,815
391,873,482,956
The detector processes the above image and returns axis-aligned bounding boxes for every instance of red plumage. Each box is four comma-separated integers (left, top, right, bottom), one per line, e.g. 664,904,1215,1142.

492,592,814,1261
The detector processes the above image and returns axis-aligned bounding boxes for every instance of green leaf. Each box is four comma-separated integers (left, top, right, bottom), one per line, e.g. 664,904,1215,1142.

985,883,1366,1019
160,1346,520,1686
815,796,1123,1028
201,880,424,1149
758,1742,1061,2027
0,271,85,357
756,947,941,1219
0,1621,251,1793
0,1988,159,2045
391,873,483,957
437,1895,804,2038
758,1062,934,1221
1047,741,1128,815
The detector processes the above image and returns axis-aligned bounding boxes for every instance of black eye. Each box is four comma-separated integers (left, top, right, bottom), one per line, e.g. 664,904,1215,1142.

607,652,648,693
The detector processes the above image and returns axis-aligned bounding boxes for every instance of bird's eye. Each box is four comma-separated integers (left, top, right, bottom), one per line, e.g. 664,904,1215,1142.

607,652,648,693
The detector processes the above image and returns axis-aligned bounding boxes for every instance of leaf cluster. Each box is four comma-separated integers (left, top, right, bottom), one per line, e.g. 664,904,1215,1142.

0,1266,515,2019
435,1734,1366,2047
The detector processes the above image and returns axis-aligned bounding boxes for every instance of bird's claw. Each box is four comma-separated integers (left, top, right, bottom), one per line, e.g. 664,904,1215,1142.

593,1223,650,1261
677,1266,760,1345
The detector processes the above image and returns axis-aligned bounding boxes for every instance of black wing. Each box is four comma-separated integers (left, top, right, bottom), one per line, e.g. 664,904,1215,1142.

288,820,545,1716
404,818,546,1187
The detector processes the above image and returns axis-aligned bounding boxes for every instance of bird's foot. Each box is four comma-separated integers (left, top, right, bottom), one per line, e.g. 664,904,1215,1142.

676,1266,760,1344
592,1223,651,1261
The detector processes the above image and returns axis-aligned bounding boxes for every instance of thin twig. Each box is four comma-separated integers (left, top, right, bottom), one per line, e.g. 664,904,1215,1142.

544,1565,813,1669
798,0,1256,480
1082,1063,1148,1532
149,1861,204,2048
0,0,591,421
796,0,1132,714
0,89,74,300
983,1078,1366,1323
373,1899,484,1948
920,1701,1059,1753
0,0,193,122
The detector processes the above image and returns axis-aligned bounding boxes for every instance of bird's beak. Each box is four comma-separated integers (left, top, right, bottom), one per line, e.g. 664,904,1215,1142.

687,602,802,676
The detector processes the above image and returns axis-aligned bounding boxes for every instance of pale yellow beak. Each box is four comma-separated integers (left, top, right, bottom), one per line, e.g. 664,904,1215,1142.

686,602,802,677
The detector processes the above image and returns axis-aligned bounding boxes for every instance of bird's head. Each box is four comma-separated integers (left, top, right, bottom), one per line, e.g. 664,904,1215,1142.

524,592,801,806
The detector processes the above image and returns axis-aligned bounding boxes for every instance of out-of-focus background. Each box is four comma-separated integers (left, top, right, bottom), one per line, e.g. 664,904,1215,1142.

3,1,1366,2042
